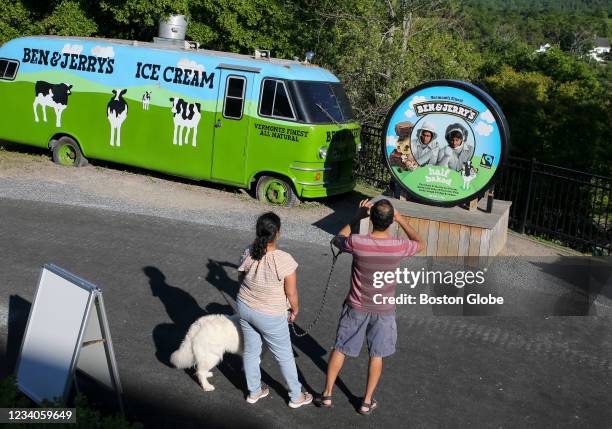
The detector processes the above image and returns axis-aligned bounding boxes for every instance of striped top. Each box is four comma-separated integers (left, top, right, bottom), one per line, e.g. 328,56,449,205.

337,234,419,315
237,247,298,315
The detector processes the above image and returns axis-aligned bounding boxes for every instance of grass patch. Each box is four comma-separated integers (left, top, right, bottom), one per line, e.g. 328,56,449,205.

0,375,141,428
354,181,383,198
296,199,324,209
509,231,587,255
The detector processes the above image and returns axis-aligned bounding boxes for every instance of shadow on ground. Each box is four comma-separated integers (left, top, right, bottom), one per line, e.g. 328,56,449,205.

530,257,612,315
0,295,31,379
147,262,354,403
310,189,381,235
0,140,243,196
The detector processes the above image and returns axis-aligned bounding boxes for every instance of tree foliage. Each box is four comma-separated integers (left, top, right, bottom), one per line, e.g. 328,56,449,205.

288,0,482,123
0,0,610,174
483,57,611,173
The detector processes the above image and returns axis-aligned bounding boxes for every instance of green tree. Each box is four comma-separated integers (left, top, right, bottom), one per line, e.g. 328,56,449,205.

39,0,98,37
484,49,611,174
293,0,482,123
187,0,297,57
96,0,188,41
0,1,35,43
0,1,97,43
483,65,553,158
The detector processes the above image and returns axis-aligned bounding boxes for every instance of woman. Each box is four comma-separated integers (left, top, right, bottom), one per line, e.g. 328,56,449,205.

237,212,313,408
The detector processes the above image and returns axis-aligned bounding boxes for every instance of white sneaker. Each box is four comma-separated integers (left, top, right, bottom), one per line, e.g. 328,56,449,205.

246,386,270,404
289,392,313,409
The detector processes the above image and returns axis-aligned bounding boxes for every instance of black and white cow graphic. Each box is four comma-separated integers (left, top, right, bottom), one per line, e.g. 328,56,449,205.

170,97,201,147
142,91,151,110
107,89,128,147
461,160,479,190
33,81,73,127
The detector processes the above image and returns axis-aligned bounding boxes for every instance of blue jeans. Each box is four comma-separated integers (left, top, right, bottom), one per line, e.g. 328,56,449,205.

237,299,302,401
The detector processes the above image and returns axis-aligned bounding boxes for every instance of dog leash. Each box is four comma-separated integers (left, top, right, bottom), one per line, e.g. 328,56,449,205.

289,238,342,338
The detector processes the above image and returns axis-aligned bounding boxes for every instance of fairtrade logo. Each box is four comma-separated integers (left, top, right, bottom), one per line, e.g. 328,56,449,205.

480,154,494,168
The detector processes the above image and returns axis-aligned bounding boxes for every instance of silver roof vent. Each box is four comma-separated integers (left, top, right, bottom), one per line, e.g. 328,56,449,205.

154,14,198,50
159,14,187,40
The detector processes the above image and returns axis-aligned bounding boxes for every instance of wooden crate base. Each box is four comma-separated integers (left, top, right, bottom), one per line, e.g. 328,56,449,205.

359,196,511,257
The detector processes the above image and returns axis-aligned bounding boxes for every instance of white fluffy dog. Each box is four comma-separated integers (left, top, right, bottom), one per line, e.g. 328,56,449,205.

170,314,243,391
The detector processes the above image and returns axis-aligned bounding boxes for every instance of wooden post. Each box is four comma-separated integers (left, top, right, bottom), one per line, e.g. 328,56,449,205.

469,198,478,211
486,186,495,213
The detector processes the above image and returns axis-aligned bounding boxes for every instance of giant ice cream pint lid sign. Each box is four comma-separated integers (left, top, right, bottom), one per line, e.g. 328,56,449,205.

382,80,509,206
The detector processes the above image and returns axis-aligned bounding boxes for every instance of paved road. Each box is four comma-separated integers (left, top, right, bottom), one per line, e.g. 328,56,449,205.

0,198,611,428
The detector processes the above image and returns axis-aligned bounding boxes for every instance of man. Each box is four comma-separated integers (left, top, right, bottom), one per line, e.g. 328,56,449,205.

317,199,424,414
410,120,442,166
438,123,473,171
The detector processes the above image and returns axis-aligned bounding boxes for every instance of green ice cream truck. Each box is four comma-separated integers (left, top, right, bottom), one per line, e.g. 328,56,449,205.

0,33,359,206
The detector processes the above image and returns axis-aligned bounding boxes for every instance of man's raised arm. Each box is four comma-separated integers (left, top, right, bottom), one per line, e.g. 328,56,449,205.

334,199,372,246
393,209,425,254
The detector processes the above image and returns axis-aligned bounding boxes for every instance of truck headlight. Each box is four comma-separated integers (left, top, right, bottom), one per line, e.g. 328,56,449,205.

319,146,328,159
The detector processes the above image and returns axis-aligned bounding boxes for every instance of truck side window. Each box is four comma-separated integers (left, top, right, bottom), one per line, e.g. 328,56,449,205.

258,78,296,120
273,83,293,118
0,59,19,81
223,75,246,119
260,80,275,116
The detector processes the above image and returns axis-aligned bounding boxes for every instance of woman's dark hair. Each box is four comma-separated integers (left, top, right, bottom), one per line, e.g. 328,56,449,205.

251,212,281,260
370,199,394,231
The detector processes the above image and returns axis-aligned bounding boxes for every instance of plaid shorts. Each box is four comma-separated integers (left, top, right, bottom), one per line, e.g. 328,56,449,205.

333,304,397,358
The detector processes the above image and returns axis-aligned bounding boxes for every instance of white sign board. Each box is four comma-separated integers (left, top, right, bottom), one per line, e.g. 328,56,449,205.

15,264,122,410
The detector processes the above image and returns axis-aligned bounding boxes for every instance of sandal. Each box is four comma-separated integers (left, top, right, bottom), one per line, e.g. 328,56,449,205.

358,399,378,415
314,393,333,408
289,392,313,409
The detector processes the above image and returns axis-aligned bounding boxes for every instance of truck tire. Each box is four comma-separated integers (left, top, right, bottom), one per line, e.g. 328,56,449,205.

52,136,87,167
255,175,299,207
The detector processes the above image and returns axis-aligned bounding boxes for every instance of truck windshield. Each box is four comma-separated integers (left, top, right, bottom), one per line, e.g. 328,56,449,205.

292,81,355,124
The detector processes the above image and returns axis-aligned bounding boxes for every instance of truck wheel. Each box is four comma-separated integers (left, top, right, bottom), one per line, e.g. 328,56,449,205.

52,136,87,167
256,176,299,207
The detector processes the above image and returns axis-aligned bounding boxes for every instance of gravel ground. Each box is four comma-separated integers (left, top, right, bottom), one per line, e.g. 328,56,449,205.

0,142,364,246
0,176,337,245
0,142,580,256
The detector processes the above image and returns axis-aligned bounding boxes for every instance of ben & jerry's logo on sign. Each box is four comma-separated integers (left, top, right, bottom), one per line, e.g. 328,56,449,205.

382,80,509,207
413,101,478,123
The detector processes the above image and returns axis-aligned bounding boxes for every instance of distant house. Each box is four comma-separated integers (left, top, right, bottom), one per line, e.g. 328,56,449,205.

535,43,551,53
589,37,610,62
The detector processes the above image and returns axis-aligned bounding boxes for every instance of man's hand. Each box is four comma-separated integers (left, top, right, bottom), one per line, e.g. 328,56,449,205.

355,199,372,220
393,206,403,223
338,199,372,239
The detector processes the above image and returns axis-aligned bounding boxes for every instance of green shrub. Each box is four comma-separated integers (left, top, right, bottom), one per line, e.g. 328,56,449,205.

0,375,141,428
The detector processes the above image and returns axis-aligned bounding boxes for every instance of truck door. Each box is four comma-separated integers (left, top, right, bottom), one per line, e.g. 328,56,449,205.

211,69,255,184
